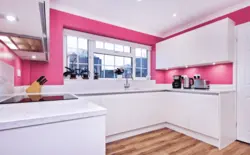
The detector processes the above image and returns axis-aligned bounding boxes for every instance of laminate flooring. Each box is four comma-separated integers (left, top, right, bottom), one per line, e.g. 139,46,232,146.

106,128,250,155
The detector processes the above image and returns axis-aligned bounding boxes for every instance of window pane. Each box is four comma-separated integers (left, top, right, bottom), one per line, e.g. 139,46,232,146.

142,57,148,68
68,53,77,63
124,57,132,68
141,49,147,58
67,36,77,48
135,48,142,57
136,58,141,67
142,69,148,77
94,54,104,65
67,48,77,55
79,64,88,71
115,44,123,52
123,68,132,78
105,43,114,50
105,55,114,66
124,46,130,53
115,56,124,67
136,68,141,77
96,41,104,49
94,65,104,78
78,38,88,50
79,50,88,63
104,66,115,78
69,64,77,70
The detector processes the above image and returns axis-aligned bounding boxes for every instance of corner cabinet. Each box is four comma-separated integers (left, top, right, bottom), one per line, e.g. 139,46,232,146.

156,18,235,69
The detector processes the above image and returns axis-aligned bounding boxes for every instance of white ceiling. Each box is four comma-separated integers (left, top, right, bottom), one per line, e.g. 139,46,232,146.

51,0,249,37
0,0,45,37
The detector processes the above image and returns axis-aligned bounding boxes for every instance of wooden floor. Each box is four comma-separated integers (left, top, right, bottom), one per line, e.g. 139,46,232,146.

106,128,250,155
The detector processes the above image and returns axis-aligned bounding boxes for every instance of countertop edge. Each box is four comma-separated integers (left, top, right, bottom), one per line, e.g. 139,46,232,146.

75,89,235,96
0,109,107,131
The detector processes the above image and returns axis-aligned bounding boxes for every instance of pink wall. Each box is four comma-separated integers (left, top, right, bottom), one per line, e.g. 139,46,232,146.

162,6,250,84
22,6,250,85
22,9,163,85
164,63,233,84
0,41,22,86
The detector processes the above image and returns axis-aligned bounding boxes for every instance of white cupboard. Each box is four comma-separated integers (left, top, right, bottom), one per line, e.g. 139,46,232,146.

83,92,167,136
82,90,236,149
156,18,235,69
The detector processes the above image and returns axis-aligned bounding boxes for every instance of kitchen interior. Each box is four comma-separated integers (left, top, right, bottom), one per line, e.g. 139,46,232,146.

0,0,250,154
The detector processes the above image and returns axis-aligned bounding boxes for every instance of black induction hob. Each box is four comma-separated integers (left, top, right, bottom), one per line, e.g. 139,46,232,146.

0,94,78,104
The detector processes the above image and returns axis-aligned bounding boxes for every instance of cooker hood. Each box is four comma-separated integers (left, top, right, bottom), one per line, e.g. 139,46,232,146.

0,0,49,61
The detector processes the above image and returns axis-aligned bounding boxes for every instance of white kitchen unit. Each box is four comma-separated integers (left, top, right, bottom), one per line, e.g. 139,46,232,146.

83,91,167,140
156,18,235,69
164,91,236,149
82,89,236,149
0,98,107,155
237,22,250,143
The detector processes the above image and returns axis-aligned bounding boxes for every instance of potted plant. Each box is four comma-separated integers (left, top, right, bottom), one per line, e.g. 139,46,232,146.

63,67,77,79
80,68,90,79
114,67,124,79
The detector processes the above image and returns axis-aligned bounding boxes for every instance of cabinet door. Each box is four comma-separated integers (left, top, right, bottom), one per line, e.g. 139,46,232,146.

156,42,167,69
188,94,219,138
165,92,190,129
100,92,167,136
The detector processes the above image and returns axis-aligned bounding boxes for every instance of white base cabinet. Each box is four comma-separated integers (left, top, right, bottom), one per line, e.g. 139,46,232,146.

0,116,106,155
165,92,219,139
84,92,167,136
83,91,236,149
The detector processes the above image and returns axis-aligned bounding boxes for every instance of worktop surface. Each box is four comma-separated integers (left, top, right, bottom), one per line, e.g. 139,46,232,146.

0,97,106,131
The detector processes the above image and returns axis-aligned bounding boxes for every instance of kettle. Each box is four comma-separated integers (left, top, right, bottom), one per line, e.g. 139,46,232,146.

182,76,194,89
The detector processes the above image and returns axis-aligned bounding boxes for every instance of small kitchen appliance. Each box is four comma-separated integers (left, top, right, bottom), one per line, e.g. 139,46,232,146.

193,76,210,89
172,75,182,89
182,75,194,89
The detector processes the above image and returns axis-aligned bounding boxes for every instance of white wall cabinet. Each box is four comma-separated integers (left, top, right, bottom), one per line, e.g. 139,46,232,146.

156,18,235,69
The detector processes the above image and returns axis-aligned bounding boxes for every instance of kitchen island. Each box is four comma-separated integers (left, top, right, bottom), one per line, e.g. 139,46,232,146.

79,88,236,150
0,96,107,155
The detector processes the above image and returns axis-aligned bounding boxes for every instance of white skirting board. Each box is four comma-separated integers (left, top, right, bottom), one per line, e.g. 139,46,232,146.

105,122,219,147
164,122,219,148
106,123,166,143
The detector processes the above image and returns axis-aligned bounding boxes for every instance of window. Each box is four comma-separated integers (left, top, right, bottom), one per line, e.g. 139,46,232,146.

135,48,148,78
95,41,131,53
94,53,132,78
66,36,88,75
64,29,150,80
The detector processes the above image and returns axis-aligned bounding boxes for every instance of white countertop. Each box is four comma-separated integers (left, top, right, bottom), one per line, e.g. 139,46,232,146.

74,87,235,96
0,97,107,131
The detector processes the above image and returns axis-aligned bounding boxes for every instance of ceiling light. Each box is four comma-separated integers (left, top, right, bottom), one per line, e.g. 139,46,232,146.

6,43,17,50
5,15,17,22
137,0,142,2
213,62,216,65
173,13,177,17
31,55,37,59
185,65,188,68
0,36,11,42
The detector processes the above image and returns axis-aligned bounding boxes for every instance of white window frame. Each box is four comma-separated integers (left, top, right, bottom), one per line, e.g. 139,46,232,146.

63,29,151,80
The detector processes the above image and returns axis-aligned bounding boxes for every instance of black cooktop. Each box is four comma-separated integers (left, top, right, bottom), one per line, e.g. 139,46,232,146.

0,94,78,104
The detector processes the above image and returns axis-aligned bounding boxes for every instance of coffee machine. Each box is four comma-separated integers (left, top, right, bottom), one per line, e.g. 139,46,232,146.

172,75,182,89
